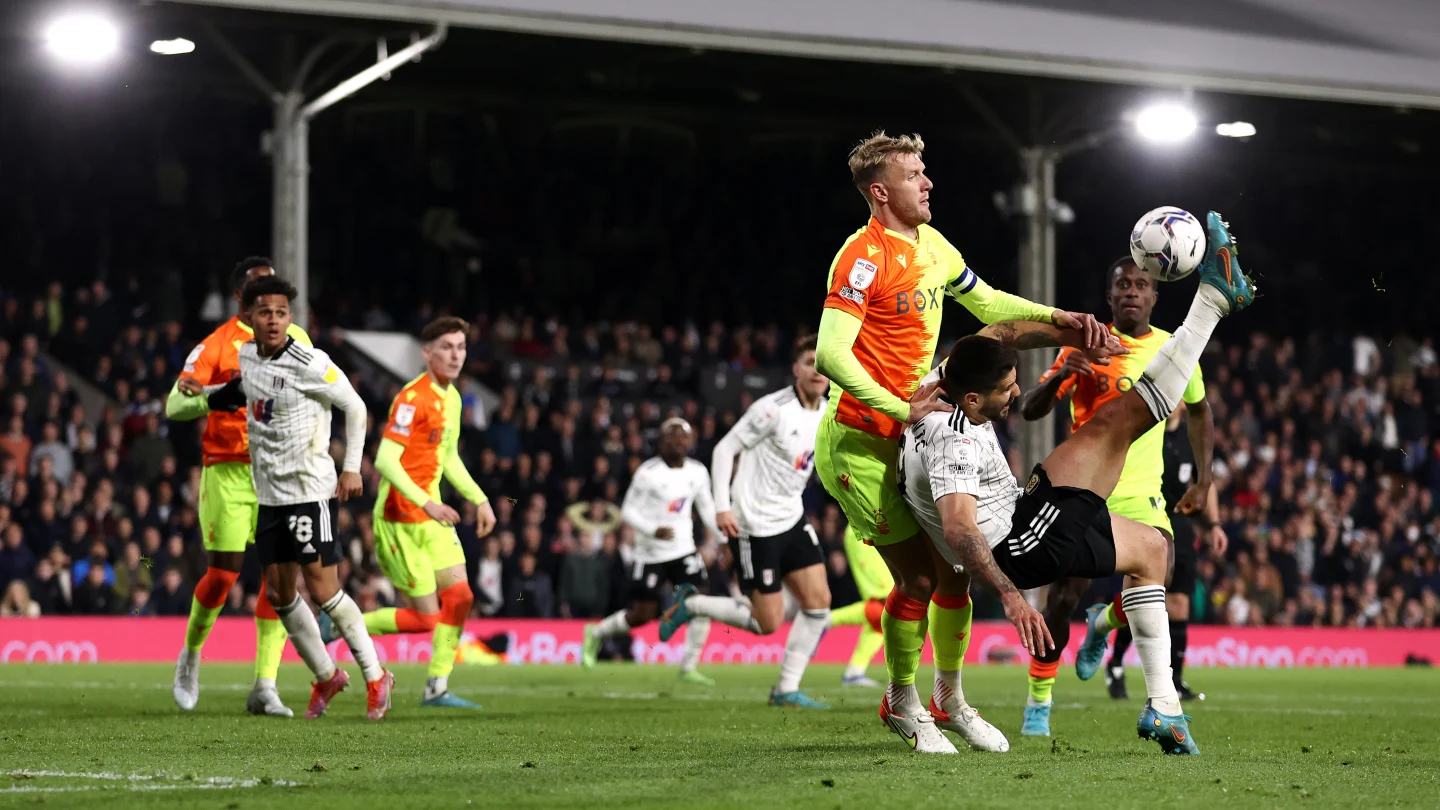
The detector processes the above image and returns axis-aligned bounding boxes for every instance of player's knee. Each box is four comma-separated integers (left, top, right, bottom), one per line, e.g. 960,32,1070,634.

1141,528,1168,579
439,581,474,626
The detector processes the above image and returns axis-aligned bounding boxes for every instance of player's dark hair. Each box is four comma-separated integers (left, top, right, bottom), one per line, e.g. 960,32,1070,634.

792,333,818,362
941,336,1017,400
230,256,274,294
1107,256,1143,287
420,316,471,344
240,274,297,311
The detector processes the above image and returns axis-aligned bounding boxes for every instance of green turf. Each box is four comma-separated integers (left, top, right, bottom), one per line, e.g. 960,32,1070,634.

1,663,1437,809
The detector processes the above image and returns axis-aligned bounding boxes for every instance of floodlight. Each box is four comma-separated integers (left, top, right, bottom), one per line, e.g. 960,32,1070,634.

1134,104,1198,143
150,38,195,56
1215,121,1257,138
45,14,119,64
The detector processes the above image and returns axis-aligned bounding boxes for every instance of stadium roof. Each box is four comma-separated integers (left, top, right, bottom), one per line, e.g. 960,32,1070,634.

167,0,1440,109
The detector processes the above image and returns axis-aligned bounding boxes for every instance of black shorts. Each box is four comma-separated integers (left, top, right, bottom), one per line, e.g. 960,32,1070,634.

1169,515,1198,597
729,519,825,595
630,552,709,604
256,500,342,568
996,466,1118,591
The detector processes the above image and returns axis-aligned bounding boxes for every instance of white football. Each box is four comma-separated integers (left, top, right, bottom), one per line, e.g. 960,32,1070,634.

1129,207,1206,282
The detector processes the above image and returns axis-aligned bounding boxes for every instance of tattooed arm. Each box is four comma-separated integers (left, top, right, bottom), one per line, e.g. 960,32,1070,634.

935,493,1053,654
979,320,1124,355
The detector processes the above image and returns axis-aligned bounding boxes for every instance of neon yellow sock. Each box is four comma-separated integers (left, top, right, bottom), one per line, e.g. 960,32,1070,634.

364,608,400,636
430,623,462,679
1102,603,1127,630
848,626,886,672
254,617,286,682
1028,674,1056,703
881,593,929,687
830,601,868,626
927,595,973,671
185,597,223,652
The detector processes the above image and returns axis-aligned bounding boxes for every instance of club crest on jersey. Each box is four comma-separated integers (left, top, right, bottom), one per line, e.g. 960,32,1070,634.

271,376,286,390
848,258,877,290
838,473,851,491
667,498,687,514
250,399,275,424
794,449,815,472
1025,473,1040,494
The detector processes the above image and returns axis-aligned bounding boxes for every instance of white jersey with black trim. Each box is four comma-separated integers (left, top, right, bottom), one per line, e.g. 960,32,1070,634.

238,337,368,506
898,405,1021,554
621,457,719,565
711,386,824,539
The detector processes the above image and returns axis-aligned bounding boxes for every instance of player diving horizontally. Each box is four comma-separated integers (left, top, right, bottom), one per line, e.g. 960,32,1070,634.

1013,257,1215,736
813,131,1111,754
659,335,833,708
319,317,498,709
898,212,1253,755
583,418,721,684
211,274,394,719
169,257,310,717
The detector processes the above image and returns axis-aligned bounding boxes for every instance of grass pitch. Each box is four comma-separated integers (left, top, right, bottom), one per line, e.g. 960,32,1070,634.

1,663,1437,809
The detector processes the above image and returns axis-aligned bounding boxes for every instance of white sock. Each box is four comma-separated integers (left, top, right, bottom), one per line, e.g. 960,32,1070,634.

1134,285,1227,421
254,677,277,692
843,665,866,679
686,595,761,633
592,609,632,640
933,669,964,712
681,617,710,672
776,608,828,693
321,591,384,682
275,595,336,682
1122,586,1181,715
425,675,448,699
886,681,923,716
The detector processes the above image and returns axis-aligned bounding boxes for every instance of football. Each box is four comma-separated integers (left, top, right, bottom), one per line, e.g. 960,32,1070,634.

1129,207,1206,281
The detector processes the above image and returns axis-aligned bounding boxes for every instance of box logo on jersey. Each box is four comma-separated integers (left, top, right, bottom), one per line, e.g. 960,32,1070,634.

667,498,688,514
895,286,942,315
250,399,275,424
794,449,815,472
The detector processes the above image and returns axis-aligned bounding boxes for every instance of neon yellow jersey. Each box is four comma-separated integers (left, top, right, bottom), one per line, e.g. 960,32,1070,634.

1039,324,1204,504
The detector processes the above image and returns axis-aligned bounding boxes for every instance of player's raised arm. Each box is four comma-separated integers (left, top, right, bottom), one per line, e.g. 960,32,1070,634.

1020,348,1089,421
166,340,224,421
940,238,1105,348
710,399,777,538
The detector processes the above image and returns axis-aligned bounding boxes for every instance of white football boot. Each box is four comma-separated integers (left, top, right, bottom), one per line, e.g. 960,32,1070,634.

930,697,1010,752
173,649,200,711
879,693,958,754
246,685,294,718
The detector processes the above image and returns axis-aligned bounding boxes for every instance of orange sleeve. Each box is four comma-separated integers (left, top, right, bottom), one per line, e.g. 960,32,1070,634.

1039,348,1079,400
381,395,417,447
823,237,881,321
181,339,224,386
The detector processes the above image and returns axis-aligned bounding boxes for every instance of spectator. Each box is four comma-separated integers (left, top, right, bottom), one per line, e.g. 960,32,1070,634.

71,563,118,614
27,558,67,615
557,537,610,619
129,414,173,485
112,541,154,604
149,567,192,616
0,414,31,472
30,421,74,485
1,579,40,618
503,550,554,618
0,522,36,590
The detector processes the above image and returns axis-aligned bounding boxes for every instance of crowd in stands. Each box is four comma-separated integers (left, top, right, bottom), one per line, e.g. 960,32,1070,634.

2,283,1438,632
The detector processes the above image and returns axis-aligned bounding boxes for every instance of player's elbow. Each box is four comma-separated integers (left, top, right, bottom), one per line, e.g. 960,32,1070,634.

1019,392,1050,422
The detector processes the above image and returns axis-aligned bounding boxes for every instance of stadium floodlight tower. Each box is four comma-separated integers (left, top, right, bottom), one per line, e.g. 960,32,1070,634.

972,87,1199,476
208,23,448,326
44,12,120,65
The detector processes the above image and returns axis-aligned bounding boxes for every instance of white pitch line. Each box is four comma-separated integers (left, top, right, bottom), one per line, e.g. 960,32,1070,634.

3,770,299,793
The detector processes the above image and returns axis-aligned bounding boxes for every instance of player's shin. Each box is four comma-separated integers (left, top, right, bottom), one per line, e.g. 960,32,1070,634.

321,591,385,683
1134,286,1227,423
686,594,761,632
275,595,337,682
681,617,711,673
428,581,473,692
254,581,286,688
776,608,829,693
1170,620,1188,687
1121,586,1181,715
881,590,929,713
185,566,240,651
364,607,440,636
928,592,972,710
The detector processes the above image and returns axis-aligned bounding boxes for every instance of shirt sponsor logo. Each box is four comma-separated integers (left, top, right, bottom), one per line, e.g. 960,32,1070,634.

793,449,815,472
395,403,417,427
848,258,878,290
250,399,275,424
895,287,942,315
949,463,977,477
839,286,865,304
667,498,687,514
